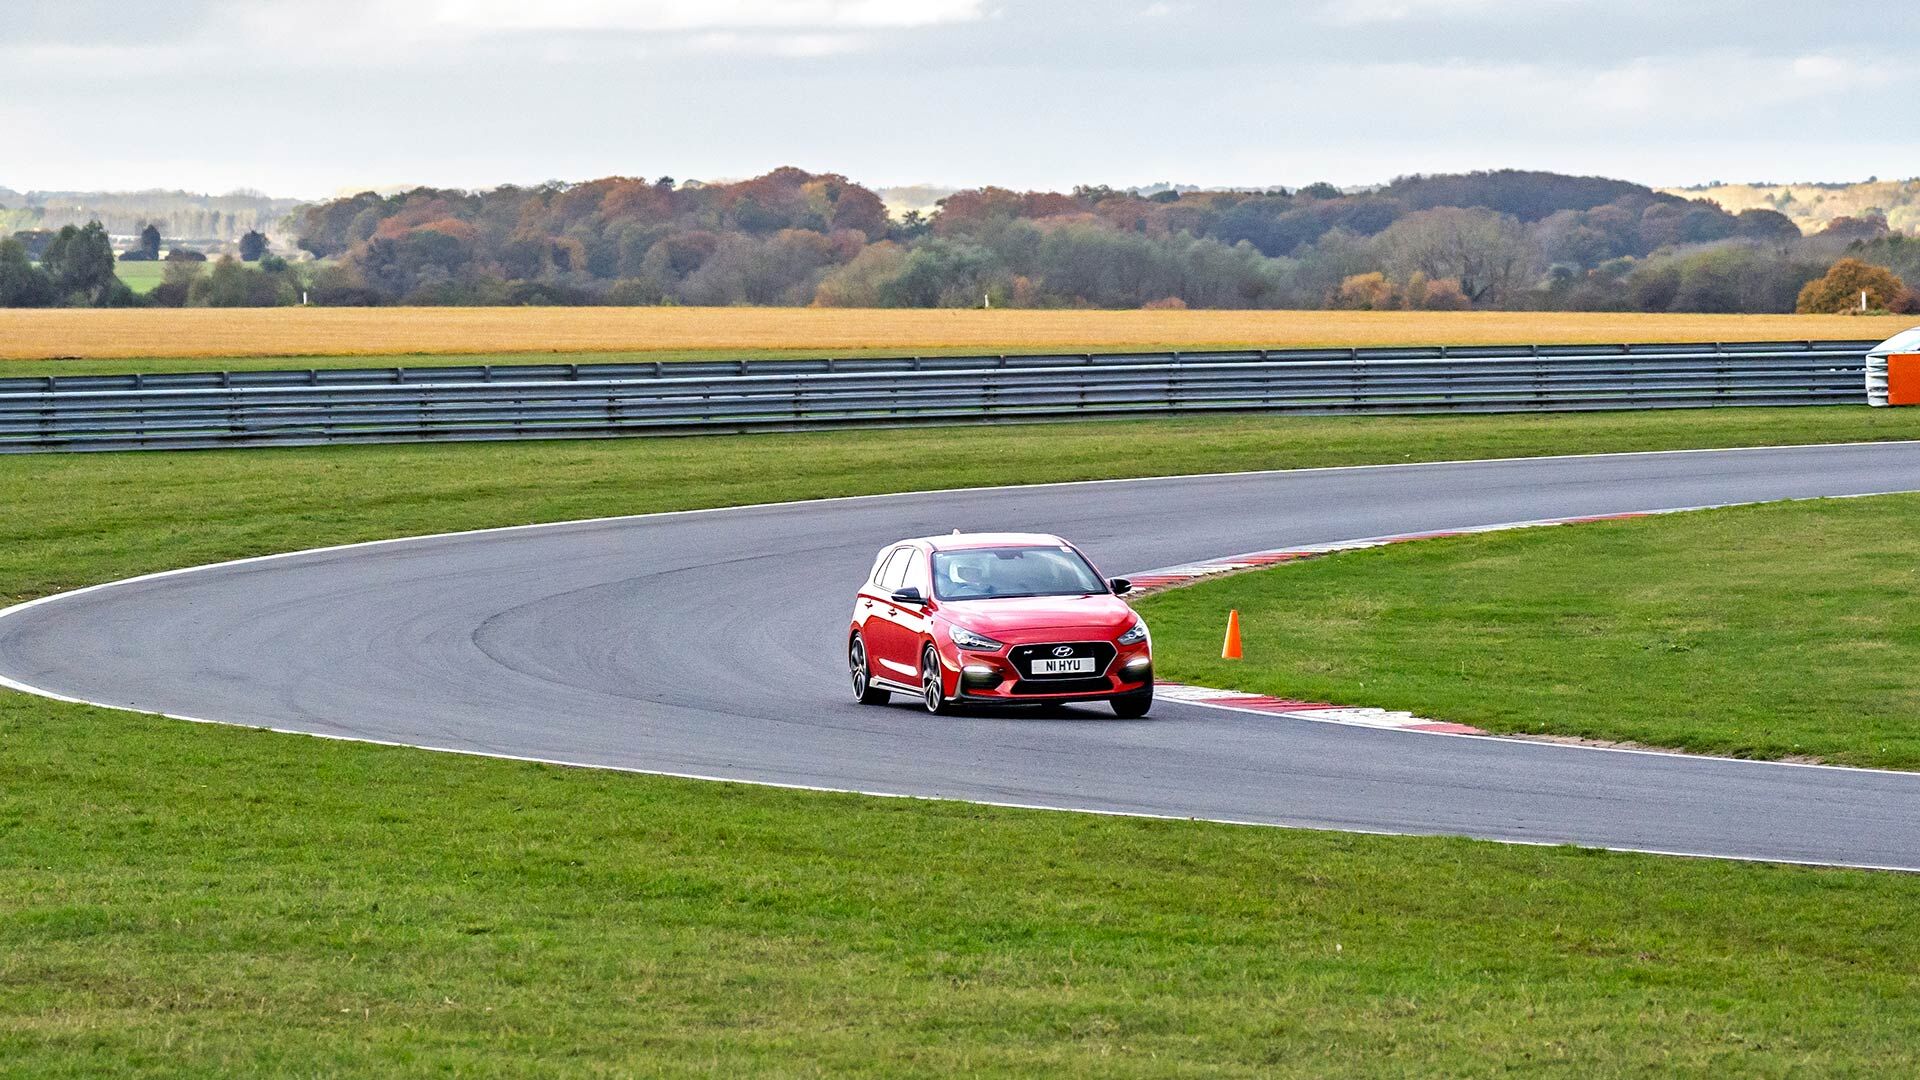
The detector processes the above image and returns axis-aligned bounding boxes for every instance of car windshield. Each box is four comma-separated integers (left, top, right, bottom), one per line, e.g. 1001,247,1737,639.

931,545,1105,601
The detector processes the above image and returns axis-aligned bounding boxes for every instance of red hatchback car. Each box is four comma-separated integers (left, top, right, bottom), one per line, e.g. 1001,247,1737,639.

848,532,1153,717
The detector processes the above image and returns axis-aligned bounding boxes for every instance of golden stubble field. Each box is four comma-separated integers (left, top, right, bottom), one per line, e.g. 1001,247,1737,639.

1,307,1913,362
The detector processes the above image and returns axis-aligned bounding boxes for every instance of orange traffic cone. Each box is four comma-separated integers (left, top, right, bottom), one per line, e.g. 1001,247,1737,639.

1221,609,1243,660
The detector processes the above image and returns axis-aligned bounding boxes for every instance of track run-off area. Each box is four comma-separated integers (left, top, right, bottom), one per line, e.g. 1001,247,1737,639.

5,442,1920,870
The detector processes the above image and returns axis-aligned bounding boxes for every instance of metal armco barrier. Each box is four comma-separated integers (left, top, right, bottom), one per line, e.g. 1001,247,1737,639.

0,339,1875,453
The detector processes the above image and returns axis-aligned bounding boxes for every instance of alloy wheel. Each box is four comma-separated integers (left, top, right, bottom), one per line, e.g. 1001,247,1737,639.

922,647,943,713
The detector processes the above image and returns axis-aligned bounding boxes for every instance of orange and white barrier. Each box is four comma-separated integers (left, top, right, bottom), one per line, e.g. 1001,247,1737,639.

1867,328,1920,406
1881,354,1920,406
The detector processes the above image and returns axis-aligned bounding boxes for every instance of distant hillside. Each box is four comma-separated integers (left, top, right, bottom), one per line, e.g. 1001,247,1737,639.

1661,179,1920,235
266,166,1815,311
10,167,1915,313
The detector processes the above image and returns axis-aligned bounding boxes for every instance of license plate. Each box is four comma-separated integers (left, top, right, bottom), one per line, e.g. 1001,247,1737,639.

1031,657,1095,675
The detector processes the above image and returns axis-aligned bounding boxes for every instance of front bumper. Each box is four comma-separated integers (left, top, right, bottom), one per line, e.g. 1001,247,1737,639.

951,645,1152,703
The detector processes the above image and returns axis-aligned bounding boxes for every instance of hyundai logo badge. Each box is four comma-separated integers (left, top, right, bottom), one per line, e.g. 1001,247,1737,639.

1051,645,1075,657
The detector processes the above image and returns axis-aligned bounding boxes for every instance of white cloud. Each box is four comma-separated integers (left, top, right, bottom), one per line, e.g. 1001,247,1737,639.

1268,51,1902,129
2,2,1912,197
1569,52,1895,117
427,0,986,32
0,40,217,76
1321,0,1580,25
0,0,988,74
1192,47,1915,189
429,1,987,58
682,30,870,55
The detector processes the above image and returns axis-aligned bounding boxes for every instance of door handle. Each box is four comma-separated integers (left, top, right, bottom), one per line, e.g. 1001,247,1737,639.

863,600,874,608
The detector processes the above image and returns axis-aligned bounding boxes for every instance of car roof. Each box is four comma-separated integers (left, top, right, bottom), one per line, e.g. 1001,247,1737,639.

906,531,1072,552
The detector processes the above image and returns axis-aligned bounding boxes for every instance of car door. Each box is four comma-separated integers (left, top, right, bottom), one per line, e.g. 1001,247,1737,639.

860,546,918,684
892,548,935,677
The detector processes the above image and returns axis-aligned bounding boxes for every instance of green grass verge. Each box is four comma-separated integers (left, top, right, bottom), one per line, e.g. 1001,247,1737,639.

7,411,1920,1074
6,695,1919,1076
1139,495,1920,769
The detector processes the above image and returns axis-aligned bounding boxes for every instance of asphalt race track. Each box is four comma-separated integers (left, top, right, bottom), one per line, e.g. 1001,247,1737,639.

7,443,1920,869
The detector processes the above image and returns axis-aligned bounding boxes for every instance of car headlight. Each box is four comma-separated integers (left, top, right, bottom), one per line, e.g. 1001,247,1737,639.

1117,620,1149,646
948,624,1007,651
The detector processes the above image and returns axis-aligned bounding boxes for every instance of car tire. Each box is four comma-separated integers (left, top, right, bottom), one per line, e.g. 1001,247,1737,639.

850,633,889,705
921,645,953,715
1109,687,1153,718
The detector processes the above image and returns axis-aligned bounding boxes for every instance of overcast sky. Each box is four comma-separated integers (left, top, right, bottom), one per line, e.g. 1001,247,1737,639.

4,0,1916,198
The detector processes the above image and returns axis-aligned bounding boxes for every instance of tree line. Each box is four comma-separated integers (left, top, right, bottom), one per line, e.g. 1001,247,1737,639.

5,167,1919,312
0,222,296,308
0,188,300,245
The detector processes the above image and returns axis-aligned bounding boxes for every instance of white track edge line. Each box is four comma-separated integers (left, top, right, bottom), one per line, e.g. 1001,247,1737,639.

4,686,1912,875
1165,693,1920,779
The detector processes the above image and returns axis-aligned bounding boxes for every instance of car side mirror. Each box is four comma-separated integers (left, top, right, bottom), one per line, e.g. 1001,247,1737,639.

891,586,925,605
1109,578,1132,595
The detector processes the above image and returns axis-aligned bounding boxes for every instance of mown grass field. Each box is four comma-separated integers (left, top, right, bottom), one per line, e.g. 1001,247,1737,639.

1,306,1910,364
110,260,169,294
7,412,1920,1074
1139,496,1920,769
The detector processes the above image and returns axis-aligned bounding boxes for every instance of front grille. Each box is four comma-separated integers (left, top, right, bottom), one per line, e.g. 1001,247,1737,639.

1008,640,1116,680
1011,676,1114,695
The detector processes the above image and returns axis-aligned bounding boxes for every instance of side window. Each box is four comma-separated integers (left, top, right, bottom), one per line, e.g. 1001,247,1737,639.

902,549,928,593
876,547,910,590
